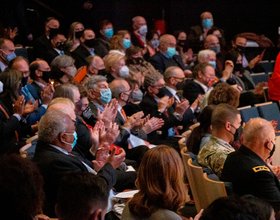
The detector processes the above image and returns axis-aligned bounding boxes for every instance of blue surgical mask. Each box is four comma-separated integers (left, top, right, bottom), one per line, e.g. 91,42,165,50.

151,40,159,48
167,47,176,58
1,49,17,63
105,28,114,38
209,61,216,69
62,131,78,149
123,39,131,49
202,19,213,28
99,88,112,105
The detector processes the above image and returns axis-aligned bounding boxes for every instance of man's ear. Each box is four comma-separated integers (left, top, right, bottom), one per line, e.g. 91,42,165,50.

224,121,231,131
35,69,41,77
231,40,235,48
198,71,203,79
147,85,153,94
80,37,85,43
90,209,102,220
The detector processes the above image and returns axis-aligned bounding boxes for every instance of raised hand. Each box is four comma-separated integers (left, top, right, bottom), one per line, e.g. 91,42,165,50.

98,99,118,128
13,95,25,117
158,96,169,113
124,111,144,130
142,117,165,134
175,99,190,117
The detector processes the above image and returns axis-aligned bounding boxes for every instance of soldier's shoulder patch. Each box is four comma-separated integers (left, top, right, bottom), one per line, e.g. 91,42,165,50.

228,151,235,155
252,166,270,173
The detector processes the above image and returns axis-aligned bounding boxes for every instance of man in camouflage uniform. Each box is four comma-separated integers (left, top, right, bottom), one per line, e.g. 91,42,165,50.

198,103,241,177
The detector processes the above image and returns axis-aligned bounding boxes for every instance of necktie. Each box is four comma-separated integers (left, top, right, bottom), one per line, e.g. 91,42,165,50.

121,108,127,121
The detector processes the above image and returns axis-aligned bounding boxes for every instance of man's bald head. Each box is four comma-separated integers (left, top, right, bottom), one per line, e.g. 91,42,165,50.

110,79,130,99
164,66,184,81
243,118,275,147
48,102,76,121
200,11,213,20
159,34,176,53
204,34,220,49
132,16,146,30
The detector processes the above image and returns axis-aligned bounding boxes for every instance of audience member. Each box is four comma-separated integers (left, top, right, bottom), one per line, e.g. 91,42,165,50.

71,29,107,68
44,31,67,65
207,27,228,53
0,154,45,220
104,52,129,83
56,172,110,220
125,46,156,76
110,30,131,55
198,103,241,177
0,38,16,72
187,105,215,155
221,118,280,214
174,30,194,66
65,22,85,52
183,63,215,104
188,11,223,53
97,19,114,53
33,17,60,59
121,145,189,220
146,30,159,57
149,34,187,74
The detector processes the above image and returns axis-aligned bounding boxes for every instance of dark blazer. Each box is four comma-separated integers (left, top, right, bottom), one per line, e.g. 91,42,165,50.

183,80,206,104
139,93,180,144
44,49,60,65
131,32,144,48
221,145,280,212
33,34,52,59
149,51,185,74
32,140,116,217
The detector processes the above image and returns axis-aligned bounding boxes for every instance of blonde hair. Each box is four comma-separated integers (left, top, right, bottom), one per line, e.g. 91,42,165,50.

104,53,124,73
48,97,75,110
66,22,84,44
110,30,130,51
129,145,189,217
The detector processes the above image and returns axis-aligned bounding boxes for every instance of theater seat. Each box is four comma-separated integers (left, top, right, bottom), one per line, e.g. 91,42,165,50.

251,72,268,84
239,106,260,123
257,102,280,130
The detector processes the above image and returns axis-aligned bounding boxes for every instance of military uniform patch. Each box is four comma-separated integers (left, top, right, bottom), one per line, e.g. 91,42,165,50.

252,166,270,173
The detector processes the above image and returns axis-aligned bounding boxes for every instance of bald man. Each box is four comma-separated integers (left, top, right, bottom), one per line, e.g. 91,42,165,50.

188,11,223,53
149,34,187,74
131,16,148,48
221,118,280,213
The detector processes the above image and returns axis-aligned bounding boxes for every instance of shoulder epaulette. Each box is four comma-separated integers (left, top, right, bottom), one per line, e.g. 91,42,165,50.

252,166,270,173
228,151,235,155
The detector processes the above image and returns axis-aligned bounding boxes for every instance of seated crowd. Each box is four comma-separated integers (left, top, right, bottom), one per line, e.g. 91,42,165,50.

1,10,280,220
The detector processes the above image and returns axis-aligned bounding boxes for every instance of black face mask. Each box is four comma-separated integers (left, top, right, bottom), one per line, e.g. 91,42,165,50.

233,125,243,141
75,30,83,39
268,144,276,159
84,39,97,48
234,63,243,72
21,76,28,87
49,28,59,38
98,69,108,76
56,42,65,50
41,71,52,83
176,79,186,90
157,87,167,98
132,57,144,65
236,45,246,54
178,39,187,47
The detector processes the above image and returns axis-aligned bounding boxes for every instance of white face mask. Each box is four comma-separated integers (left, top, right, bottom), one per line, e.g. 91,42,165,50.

0,81,3,93
119,65,129,77
67,66,77,78
138,25,148,35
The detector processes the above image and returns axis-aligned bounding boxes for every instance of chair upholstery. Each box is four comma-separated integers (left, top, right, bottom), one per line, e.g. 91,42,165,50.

239,106,260,123
251,72,268,84
257,102,280,130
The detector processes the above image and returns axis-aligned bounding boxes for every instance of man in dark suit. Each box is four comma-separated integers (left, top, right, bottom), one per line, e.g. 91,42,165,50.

221,118,280,214
33,110,125,217
43,32,67,65
71,29,107,69
33,17,59,59
139,71,190,146
0,38,16,72
149,34,187,75
183,63,215,104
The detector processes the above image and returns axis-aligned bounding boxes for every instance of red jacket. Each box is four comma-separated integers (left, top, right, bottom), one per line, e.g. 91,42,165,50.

269,52,280,101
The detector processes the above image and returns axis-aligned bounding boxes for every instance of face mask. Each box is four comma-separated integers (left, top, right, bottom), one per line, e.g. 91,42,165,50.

132,89,143,102
99,88,112,105
119,65,129,77
56,42,65,50
75,30,83,39
208,61,216,70
1,50,17,63
0,81,3,93
98,69,107,76
178,39,187,47
42,71,52,83
21,76,28,87
176,79,185,90
138,25,148,35
123,39,131,49
61,131,77,149
202,19,213,28
49,28,59,37
84,39,97,48
157,87,167,98
209,45,220,54
236,45,246,54
105,28,114,38
234,63,243,72
132,57,144,65
151,40,159,48
268,144,276,159
123,91,133,104
167,47,176,58
67,66,77,78
231,124,242,141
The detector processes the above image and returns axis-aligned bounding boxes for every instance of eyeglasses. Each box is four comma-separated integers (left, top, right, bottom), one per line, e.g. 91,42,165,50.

152,84,166,89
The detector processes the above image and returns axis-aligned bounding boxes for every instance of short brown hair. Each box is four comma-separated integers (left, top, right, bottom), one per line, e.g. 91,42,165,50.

192,63,212,79
129,145,189,217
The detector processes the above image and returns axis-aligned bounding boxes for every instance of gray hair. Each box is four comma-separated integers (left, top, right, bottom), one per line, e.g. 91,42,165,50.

85,75,107,91
198,49,215,63
51,55,74,73
38,110,68,143
164,66,181,81
110,79,127,99
53,84,78,103
143,71,163,90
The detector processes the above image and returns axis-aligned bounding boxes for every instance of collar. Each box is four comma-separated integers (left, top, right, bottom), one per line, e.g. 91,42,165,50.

166,86,180,102
34,80,46,88
210,135,233,149
49,144,69,155
92,101,104,113
194,79,208,93
54,48,64,55
0,61,7,72
160,51,171,59
109,50,125,56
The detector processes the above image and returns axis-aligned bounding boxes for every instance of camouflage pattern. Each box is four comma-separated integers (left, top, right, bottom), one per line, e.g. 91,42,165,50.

197,135,235,178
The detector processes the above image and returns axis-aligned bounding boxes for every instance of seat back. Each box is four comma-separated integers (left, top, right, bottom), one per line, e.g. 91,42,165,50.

257,102,280,130
239,106,260,123
179,130,192,151
251,72,268,84
203,173,227,204
187,158,209,212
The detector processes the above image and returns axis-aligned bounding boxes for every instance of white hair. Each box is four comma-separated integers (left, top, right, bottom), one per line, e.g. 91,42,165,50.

198,49,215,63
